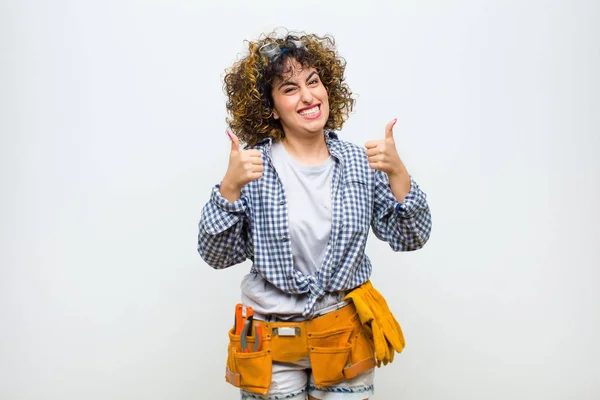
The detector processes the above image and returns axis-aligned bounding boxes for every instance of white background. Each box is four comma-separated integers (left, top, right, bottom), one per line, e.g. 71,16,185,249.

1,0,599,399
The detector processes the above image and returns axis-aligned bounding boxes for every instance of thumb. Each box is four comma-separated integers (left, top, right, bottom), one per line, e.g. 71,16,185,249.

227,130,240,152
385,118,397,139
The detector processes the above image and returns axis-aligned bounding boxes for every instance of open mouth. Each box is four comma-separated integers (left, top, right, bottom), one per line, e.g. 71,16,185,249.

298,105,321,118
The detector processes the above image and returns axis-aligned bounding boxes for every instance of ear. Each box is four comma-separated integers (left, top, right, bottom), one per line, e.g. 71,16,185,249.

272,108,280,120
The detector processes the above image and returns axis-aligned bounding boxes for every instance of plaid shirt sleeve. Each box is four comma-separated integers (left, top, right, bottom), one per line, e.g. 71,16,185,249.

371,171,432,251
197,184,253,269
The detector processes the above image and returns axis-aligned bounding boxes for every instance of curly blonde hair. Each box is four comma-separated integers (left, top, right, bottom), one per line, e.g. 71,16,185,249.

223,30,355,146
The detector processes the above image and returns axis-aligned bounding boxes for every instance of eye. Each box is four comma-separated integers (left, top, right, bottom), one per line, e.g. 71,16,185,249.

283,87,297,94
308,78,319,85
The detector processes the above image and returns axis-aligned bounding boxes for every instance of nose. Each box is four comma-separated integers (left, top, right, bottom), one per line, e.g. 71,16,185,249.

300,86,314,104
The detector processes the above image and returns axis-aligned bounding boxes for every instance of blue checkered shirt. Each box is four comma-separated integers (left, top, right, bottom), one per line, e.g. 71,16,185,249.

198,131,432,316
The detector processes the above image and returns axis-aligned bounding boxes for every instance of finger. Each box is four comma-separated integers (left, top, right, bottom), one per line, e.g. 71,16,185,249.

250,171,263,181
250,156,264,165
368,161,381,170
227,130,240,152
244,163,264,173
367,154,383,163
385,118,397,139
243,168,262,181
365,147,381,157
246,149,263,157
365,140,382,149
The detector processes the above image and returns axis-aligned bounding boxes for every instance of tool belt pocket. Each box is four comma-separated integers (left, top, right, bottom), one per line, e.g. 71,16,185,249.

307,326,352,387
344,313,377,380
309,345,352,387
226,328,272,396
308,326,353,347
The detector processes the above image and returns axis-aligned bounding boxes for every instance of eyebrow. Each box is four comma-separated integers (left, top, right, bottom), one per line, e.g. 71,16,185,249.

277,71,319,90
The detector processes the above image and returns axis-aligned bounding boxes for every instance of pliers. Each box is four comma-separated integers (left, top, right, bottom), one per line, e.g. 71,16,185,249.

234,304,263,352
234,304,254,335
234,304,245,335
240,320,262,353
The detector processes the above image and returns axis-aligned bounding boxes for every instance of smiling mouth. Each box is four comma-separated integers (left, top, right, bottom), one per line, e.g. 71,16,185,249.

298,105,320,117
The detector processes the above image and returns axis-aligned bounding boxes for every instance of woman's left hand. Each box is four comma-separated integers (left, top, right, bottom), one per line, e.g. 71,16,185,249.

365,119,404,176
365,118,412,202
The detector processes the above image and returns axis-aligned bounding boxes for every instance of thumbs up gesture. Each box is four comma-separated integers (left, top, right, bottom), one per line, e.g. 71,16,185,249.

220,130,264,202
365,119,404,177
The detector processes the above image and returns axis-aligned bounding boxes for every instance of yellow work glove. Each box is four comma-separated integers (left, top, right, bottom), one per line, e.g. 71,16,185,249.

365,283,405,354
345,281,405,367
345,285,387,365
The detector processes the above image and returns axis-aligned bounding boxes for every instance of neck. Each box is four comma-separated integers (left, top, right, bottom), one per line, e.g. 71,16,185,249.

281,131,329,165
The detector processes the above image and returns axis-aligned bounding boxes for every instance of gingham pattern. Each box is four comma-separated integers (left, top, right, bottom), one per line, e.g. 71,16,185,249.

198,131,432,316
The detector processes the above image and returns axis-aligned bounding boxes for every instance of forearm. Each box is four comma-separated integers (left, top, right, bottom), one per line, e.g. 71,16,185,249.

387,160,411,203
219,177,243,203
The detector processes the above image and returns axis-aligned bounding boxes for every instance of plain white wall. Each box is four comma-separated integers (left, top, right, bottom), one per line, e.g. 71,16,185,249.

2,0,599,399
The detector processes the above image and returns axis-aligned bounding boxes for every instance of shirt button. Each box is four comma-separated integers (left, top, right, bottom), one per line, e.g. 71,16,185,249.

279,200,285,205
281,236,289,242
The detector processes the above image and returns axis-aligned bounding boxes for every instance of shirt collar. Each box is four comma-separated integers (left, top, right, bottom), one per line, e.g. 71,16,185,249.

254,130,342,160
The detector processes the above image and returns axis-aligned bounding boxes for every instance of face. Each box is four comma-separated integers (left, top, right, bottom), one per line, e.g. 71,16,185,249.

271,59,330,139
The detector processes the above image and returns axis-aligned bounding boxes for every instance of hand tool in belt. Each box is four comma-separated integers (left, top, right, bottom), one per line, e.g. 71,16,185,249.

233,304,245,335
234,304,254,336
237,306,263,353
240,322,262,353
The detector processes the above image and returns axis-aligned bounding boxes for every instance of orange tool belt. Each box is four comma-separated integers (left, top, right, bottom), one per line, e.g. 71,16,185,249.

225,301,377,396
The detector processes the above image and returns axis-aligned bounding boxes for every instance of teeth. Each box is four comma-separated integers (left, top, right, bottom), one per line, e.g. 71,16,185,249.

299,106,319,116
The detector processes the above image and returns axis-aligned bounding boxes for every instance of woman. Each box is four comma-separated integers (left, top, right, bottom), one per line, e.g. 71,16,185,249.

198,30,432,400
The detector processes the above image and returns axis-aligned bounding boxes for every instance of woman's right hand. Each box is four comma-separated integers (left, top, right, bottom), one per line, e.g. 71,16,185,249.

219,131,264,202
